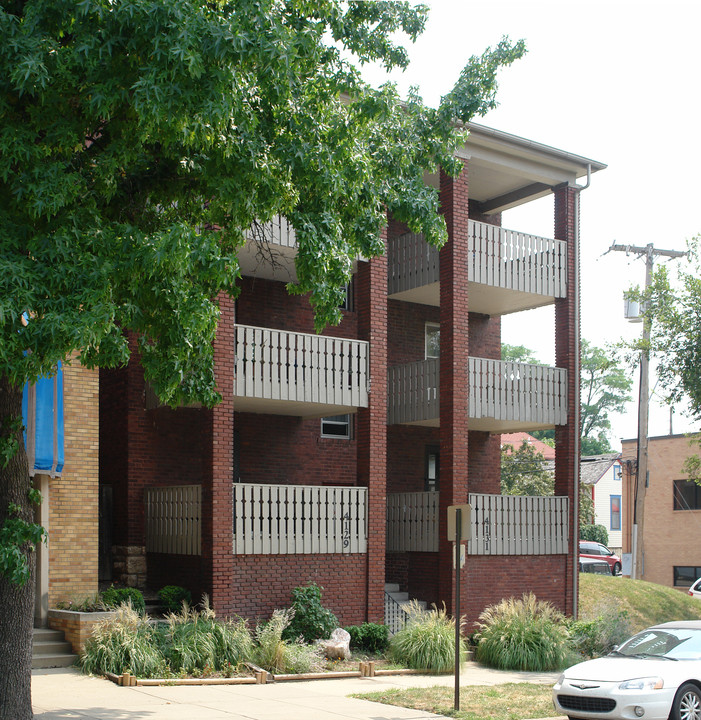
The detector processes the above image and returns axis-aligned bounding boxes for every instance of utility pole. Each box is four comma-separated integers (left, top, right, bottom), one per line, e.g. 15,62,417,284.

609,243,686,580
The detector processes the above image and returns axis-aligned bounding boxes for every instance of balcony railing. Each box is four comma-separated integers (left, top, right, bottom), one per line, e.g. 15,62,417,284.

387,220,567,310
234,325,369,408
233,483,367,554
386,491,569,555
387,357,567,429
246,215,297,248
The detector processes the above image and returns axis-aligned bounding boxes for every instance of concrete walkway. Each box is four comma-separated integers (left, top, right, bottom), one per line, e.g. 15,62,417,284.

32,663,566,720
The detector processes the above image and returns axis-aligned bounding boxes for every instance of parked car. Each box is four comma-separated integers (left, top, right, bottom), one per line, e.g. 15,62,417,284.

579,540,622,576
579,557,612,575
553,621,701,720
688,578,701,600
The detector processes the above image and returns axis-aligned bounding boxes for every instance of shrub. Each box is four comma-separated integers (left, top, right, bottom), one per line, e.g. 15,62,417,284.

345,623,389,654
282,583,338,643
160,598,253,674
475,593,571,671
55,593,105,612
388,602,464,673
253,608,322,674
80,605,165,678
568,605,631,659
580,524,609,545
158,585,192,613
101,586,146,614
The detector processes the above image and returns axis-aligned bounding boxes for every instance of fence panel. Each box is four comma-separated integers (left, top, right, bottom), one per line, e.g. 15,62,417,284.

386,492,439,552
468,493,568,555
232,483,367,555
145,485,201,555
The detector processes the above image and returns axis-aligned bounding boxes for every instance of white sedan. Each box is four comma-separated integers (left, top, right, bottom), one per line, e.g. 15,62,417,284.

553,621,701,720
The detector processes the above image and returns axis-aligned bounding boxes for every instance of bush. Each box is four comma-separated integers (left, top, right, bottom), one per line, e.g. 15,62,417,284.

158,585,192,613
345,623,389,654
580,524,609,545
80,605,165,677
475,593,571,671
282,583,338,643
159,599,252,674
388,602,464,673
568,606,631,659
101,586,146,614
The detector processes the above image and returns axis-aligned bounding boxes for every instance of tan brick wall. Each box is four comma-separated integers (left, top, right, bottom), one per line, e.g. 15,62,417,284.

47,610,115,654
621,435,701,588
48,358,99,605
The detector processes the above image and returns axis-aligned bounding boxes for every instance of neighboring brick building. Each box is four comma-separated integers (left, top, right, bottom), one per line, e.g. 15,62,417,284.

621,434,701,589
99,122,604,627
25,358,100,627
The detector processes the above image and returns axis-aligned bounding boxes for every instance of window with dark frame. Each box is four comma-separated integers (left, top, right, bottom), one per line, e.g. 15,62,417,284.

673,479,701,510
321,414,351,439
674,566,701,587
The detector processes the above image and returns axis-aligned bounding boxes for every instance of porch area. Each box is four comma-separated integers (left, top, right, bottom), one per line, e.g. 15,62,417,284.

234,324,369,417
387,219,567,315
387,357,568,432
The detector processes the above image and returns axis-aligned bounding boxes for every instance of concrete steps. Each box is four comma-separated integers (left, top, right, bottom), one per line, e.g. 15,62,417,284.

32,627,78,669
384,584,427,611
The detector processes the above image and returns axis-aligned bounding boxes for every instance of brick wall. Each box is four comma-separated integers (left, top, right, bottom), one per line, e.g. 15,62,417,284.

49,360,99,604
387,425,440,494
464,554,568,629
236,412,357,486
229,554,368,626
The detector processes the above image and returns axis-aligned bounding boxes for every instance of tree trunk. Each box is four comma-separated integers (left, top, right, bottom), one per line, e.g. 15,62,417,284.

0,375,35,720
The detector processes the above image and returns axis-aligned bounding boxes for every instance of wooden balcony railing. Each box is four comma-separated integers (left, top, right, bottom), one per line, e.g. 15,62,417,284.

234,325,369,408
233,483,367,554
386,491,569,555
387,357,567,427
387,220,567,300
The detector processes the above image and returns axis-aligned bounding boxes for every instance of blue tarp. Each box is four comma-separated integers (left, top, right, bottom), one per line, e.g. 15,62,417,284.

22,363,64,476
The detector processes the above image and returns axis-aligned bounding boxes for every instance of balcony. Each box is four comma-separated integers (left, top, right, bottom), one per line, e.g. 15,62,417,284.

387,219,567,315
387,357,567,432
234,324,369,416
238,216,298,282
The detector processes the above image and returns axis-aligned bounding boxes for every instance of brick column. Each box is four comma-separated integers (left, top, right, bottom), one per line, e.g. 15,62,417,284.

356,242,388,624
438,161,470,613
554,185,579,617
201,292,235,616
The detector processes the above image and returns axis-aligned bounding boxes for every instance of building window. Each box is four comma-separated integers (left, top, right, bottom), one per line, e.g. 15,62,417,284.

674,566,701,587
610,495,621,531
425,323,440,359
321,414,351,439
340,279,354,312
613,463,622,481
673,480,701,510
424,445,440,492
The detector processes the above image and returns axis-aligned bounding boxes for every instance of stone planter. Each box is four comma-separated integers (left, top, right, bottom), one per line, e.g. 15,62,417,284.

47,609,117,655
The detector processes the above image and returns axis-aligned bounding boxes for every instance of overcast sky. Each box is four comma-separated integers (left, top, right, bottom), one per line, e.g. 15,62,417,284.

361,0,701,446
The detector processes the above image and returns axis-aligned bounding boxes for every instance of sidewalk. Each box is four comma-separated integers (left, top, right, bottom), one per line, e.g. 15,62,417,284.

32,662,566,720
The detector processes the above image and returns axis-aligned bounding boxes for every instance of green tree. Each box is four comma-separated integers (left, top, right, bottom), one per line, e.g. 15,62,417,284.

501,440,594,525
580,340,632,455
502,341,632,455
0,1,525,715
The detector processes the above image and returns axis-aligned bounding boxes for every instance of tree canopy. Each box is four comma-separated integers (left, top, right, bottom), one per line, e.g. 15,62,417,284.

0,2,525,717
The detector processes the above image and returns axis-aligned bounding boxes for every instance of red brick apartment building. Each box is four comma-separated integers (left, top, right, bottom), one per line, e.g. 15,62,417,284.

99,122,605,628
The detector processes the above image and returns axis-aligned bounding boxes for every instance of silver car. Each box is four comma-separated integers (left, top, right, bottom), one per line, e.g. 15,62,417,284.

553,621,701,720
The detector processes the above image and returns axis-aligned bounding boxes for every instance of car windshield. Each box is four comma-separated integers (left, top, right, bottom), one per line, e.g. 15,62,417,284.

616,628,701,660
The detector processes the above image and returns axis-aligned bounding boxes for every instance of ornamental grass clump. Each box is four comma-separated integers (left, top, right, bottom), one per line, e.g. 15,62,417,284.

475,593,571,671
80,604,165,678
388,602,465,673
159,596,253,674
254,608,321,674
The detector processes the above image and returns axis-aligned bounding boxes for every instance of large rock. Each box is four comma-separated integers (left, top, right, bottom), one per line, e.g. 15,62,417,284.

319,628,351,660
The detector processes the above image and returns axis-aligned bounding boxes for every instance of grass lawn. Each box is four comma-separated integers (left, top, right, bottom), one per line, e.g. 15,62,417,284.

355,683,555,720
579,573,701,632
